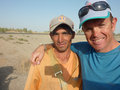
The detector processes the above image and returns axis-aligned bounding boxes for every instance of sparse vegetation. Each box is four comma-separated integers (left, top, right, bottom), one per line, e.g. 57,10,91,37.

15,41,24,44
0,36,4,39
9,35,13,37
26,36,30,37
7,35,14,40
0,27,34,33
7,37,14,40
0,27,9,32
18,38,28,42
0,34,29,44
0,52,3,55
0,36,7,41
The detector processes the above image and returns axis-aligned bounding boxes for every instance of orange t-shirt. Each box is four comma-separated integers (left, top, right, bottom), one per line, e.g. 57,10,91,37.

24,48,82,90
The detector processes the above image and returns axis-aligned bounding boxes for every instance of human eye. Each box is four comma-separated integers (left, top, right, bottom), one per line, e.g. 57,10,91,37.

63,32,69,34
53,32,59,36
83,27,92,32
62,32,70,36
99,23,105,28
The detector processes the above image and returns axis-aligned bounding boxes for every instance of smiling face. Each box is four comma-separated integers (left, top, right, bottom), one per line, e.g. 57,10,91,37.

51,29,73,52
82,17,117,52
50,25,74,52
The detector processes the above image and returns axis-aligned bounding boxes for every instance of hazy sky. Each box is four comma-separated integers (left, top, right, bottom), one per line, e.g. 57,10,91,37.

0,0,120,33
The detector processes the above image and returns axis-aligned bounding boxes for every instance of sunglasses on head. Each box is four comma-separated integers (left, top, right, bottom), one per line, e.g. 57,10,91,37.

78,1,111,18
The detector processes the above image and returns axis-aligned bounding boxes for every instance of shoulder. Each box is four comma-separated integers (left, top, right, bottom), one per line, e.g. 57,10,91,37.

38,48,53,67
71,42,92,53
72,41,89,47
70,51,80,62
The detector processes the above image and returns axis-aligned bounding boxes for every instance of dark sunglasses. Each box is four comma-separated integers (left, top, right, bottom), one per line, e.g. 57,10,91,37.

78,1,111,18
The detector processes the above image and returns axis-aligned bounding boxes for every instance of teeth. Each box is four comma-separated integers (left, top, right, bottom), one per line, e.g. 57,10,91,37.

93,37,104,44
94,37,104,41
94,39,102,42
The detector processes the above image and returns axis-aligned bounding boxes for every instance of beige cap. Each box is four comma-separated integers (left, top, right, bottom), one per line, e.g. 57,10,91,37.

49,15,74,32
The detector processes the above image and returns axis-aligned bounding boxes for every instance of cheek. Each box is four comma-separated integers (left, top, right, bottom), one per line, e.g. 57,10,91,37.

52,36,58,42
104,21,114,32
84,31,92,39
67,36,73,42
103,26,113,35
63,35,72,40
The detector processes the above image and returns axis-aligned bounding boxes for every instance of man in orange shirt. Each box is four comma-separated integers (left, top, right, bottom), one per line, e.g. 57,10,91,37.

24,15,82,90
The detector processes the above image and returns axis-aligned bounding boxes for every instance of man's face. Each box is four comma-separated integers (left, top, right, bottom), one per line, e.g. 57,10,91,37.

51,29,73,52
82,17,117,52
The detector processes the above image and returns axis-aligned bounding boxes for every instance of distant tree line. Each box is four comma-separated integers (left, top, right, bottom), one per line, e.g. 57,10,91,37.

0,27,119,35
75,29,120,35
0,27,33,33
76,29,84,35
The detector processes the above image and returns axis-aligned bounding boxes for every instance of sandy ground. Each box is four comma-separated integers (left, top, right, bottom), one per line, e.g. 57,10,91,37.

0,33,120,90
0,33,87,90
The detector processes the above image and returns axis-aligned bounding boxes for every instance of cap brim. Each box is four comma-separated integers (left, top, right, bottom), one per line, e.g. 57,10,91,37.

79,9,111,29
50,22,73,32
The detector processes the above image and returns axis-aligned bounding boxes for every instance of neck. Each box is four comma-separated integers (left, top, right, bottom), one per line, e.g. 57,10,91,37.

54,48,71,64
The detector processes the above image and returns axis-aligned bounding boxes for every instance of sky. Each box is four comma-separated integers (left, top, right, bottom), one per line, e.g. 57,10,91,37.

0,0,120,33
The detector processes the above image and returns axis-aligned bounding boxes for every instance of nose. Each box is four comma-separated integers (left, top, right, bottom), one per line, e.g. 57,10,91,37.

58,34,63,43
92,27,100,37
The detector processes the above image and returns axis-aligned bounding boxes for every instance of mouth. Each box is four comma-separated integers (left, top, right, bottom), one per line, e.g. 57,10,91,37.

92,37,105,45
57,43,65,47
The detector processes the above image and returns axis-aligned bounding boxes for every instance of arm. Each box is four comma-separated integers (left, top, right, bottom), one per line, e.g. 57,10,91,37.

30,43,52,65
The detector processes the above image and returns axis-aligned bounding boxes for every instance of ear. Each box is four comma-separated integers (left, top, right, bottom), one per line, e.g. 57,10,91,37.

111,17,117,32
49,33,53,39
72,32,75,39
82,26,85,32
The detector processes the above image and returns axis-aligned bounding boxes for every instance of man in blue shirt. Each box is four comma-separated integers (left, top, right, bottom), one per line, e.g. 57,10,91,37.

71,0,120,89
30,0,120,90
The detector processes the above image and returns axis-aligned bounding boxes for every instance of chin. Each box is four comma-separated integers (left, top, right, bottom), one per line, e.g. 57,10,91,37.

94,46,104,52
57,48,67,52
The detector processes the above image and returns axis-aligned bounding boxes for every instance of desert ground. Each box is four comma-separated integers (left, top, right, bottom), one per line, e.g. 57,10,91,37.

0,33,120,90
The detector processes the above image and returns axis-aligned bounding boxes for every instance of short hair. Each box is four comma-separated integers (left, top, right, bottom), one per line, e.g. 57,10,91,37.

110,13,113,22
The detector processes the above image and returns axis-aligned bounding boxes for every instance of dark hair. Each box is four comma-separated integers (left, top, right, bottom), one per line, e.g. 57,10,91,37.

50,24,75,35
110,13,113,22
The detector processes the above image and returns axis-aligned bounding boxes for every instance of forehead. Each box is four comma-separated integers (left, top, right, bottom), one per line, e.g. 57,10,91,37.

54,28,68,33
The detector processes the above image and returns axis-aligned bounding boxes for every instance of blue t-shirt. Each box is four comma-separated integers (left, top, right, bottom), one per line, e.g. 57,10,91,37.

71,42,120,90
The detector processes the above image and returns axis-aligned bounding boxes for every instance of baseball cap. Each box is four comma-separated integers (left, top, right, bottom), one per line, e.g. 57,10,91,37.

49,15,74,32
79,0,112,28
